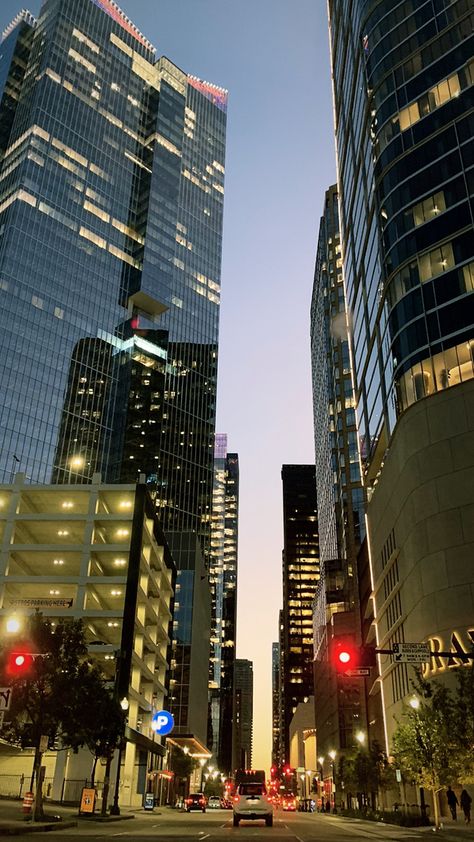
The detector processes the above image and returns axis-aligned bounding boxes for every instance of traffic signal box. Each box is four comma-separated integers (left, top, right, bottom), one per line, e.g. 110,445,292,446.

332,640,376,674
5,651,35,678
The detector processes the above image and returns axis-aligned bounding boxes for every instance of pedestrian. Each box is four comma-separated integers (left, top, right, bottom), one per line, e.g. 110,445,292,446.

460,789,472,824
446,785,459,820
326,799,331,814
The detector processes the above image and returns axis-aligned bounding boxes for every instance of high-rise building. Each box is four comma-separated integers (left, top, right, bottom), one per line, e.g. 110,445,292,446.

271,641,282,769
327,0,474,747
208,433,239,774
280,465,319,762
0,0,227,561
232,658,253,771
310,186,367,768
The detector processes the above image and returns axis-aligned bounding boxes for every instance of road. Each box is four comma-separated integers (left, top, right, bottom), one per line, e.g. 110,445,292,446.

9,807,430,841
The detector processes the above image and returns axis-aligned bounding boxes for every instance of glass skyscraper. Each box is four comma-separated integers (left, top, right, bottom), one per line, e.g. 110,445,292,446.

327,0,474,754
310,186,366,759
208,433,238,774
328,0,473,489
280,464,319,763
0,0,227,557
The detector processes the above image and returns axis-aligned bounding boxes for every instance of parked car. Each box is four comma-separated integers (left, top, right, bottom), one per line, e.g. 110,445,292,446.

207,796,221,809
185,793,206,812
233,782,273,827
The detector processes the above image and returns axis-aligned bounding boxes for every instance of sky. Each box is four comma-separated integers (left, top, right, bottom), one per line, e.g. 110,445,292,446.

1,0,336,771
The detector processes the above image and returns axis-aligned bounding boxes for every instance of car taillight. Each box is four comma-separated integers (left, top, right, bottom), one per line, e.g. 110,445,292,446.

233,795,239,802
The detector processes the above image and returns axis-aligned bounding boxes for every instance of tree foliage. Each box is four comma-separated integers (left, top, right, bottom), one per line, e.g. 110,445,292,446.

0,613,123,818
338,740,395,808
391,666,474,828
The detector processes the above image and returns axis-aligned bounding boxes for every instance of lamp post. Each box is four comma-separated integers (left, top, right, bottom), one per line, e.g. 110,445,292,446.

317,756,324,808
109,696,129,815
329,750,336,812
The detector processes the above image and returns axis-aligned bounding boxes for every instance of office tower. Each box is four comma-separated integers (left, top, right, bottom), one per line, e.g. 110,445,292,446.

271,642,281,769
328,0,474,746
280,465,320,762
166,532,211,754
209,434,239,774
0,0,227,561
233,659,253,771
310,185,367,762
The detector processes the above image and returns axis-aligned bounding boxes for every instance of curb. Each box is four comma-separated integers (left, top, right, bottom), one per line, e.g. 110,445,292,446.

0,820,77,835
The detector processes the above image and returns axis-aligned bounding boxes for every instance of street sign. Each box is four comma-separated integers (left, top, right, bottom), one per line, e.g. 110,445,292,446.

0,688,12,711
345,668,371,677
151,710,174,736
392,643,430,663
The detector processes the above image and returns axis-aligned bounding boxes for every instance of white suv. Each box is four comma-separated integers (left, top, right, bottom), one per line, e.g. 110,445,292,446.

233,782,273,827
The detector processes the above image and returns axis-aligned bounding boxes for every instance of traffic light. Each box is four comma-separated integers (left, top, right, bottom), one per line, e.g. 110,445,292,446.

332,640,376,673
5,650,34,678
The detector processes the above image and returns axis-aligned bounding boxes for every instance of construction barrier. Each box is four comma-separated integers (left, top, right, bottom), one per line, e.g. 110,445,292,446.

22,791,34,814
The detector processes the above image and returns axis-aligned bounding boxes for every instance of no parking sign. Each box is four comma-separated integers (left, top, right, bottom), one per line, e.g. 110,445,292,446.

151,710,174,736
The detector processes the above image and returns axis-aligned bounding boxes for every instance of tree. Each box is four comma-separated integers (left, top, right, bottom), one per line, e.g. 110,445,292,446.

391,673,468,829
0,613,115,820
337,740,395,810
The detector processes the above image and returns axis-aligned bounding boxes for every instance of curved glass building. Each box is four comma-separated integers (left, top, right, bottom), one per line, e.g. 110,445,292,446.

329,0,473,484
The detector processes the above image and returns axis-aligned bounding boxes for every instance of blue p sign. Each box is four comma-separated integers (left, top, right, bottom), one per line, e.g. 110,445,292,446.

152,710,174,736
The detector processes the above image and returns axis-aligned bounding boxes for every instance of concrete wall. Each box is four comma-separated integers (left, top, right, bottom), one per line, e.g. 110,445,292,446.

368,379,474,748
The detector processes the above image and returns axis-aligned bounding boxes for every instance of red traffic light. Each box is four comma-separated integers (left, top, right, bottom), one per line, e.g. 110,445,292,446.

332,641,376,673
334,642,356,671
6,651,34,677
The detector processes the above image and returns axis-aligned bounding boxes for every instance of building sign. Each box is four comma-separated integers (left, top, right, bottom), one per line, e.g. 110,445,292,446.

151,710,174,736
423,628,474,677
9,598,73,608
0,688,12,711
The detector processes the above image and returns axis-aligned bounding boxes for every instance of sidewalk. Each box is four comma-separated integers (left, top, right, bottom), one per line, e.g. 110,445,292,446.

327,811,474,842
0,798,135,835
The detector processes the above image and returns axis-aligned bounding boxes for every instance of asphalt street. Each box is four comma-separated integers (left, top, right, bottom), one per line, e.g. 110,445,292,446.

0,807,450,841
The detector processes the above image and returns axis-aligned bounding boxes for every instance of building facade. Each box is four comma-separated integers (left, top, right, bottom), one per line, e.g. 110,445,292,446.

327,0,474,748
0,0,227,559
280,465,320,763
232,658,253,772
271,641,282,769
0,473,174,807
310,186,367,768
208,434,239,774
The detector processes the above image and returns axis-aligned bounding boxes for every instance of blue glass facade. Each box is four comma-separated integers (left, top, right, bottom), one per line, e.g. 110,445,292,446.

328,0,473,485
0,0,226,554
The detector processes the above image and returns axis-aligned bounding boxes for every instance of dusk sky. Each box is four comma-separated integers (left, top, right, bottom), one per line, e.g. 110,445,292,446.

1,0,336,770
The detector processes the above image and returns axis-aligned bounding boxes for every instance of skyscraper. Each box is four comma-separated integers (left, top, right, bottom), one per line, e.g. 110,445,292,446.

209,433,239,774
280,465,319,762
310,186,366,762
327,0,474,746
233,658,253,771
0,0,227,560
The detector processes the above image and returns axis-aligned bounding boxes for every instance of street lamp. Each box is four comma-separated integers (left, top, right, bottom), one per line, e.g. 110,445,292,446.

6,615,21,634
409,695,420,709
329,750,336,812
111,697,129,815
355,730,366,745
